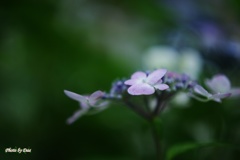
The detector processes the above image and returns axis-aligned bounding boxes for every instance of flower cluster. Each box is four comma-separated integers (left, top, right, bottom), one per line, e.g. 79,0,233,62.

124,69,169,95
64,69,240,123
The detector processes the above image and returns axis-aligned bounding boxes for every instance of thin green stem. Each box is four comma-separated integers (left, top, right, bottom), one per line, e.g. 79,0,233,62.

123,92,176,159
150,92,176,159
143,95,151,113
152,92,164,116
123,99,151,121
150,118,162,160
153,92,175,116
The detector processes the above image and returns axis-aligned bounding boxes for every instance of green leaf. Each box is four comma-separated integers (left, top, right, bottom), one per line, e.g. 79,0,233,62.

166,142,228,160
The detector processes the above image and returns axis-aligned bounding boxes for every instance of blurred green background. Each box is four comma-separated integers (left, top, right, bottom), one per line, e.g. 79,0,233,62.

1,0,240,159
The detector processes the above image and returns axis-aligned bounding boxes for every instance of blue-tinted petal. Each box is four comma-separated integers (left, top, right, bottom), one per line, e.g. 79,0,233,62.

193,85,211,97
64,90,89,108
64,90,86,101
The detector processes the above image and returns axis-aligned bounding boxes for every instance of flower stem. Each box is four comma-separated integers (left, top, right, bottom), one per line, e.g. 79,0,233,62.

150,117,162,160
123,99,151,121
153,92,176,116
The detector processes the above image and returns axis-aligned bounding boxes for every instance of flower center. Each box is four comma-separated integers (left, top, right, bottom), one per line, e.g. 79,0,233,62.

142,79,147,83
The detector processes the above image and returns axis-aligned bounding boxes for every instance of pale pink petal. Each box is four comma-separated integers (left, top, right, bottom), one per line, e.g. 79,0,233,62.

146,69,167,85
66,109,88,124
89,90,104,106
206,74,231,93
127,83,155,95
131,71,147,79
154,84,169,90
124,79,142,85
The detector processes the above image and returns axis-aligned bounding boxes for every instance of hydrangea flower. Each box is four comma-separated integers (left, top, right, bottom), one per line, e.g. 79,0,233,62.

64,67,239,159
124,69,169,95
64,69,239,123
64,90,108,124
143,46,202,79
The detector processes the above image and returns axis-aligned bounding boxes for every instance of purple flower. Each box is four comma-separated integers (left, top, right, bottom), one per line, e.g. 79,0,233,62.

124,69,169,95
64,90,108,124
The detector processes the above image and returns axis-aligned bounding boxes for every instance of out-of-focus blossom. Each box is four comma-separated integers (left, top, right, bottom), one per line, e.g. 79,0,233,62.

143,45,202,79
143,46,178,70
124,69,169,95
192,123,213,143
64,90,108,124
172,92,190,107
194,21,224,48
178,48,202,78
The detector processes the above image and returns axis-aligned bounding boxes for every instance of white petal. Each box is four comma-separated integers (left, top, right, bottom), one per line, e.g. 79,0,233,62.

64,90,86,102
64,90,89,108
127,83,155,95
194,85,211,97
66,109,88,124
154,84,169,90
147,69,167,85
